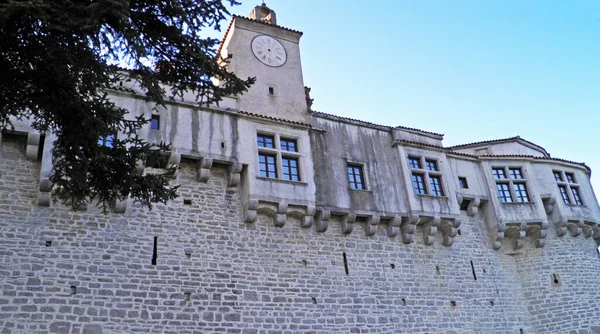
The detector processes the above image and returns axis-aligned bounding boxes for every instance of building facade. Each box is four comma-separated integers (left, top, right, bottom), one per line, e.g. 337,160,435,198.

1,4,600,333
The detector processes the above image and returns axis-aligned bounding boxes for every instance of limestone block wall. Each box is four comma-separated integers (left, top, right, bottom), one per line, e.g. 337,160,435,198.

2,132,600,334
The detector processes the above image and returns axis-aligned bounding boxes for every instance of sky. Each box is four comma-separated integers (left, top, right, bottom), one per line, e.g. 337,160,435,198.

215,1,600,196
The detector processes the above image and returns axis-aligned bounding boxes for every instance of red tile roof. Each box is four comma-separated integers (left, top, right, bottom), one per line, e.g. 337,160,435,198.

448,136,550,157
237,110,311,128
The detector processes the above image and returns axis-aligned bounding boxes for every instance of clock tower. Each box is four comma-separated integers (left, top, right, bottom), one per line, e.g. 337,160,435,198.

218,3,307,123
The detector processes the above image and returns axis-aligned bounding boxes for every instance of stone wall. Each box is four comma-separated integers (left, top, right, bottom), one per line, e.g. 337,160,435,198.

1,133,600,334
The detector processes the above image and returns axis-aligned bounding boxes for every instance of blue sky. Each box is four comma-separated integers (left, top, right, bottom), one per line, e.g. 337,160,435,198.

217,1,600,196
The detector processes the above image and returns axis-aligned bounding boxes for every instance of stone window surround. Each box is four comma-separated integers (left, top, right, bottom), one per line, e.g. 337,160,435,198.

256,132,303,182
343,158,370,191
554,170,584,206
491,165,531,203
407,155,445,197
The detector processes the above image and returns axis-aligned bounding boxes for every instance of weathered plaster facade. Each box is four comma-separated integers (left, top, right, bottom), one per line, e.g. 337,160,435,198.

2,4,600,333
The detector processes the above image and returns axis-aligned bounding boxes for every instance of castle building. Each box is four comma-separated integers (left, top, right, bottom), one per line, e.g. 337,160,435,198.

2,3,600,333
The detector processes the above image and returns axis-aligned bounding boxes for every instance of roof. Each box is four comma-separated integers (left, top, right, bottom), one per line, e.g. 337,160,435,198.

237,110,311,128
448,136,550,157
309,110,444,138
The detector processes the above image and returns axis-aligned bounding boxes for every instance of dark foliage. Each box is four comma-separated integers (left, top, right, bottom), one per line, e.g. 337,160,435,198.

0,0,254,210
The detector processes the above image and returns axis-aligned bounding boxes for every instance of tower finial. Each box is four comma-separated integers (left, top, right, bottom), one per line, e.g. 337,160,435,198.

250,2,277,25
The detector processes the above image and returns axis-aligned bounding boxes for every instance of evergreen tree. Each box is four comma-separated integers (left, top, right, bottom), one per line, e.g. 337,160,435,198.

0,0,254,210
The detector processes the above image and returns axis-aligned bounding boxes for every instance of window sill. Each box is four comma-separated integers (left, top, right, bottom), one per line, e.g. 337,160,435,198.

565,203,586,208
348,188,372,193
500,201,534,205
256,176,308,186
416,194,447,199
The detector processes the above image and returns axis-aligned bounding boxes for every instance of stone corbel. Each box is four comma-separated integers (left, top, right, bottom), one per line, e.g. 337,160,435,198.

387,215,402,238
544,197,556,215
567,219,584,237
439,218,461,247
315,209,330,233
592,225,600,243
492,222,505,250
421,216,441,246
38,178,52,207
196,157,213,182
363,214,380,236
301,206,316,228
555,218,568,237
244,198,259,224
582,221,598,238
505,222,527,250
26,132,41,161
340,212,356,234
526,221,549,248
401,214,418,244
228,163,242,187
274,202,287,228
456,195,482,217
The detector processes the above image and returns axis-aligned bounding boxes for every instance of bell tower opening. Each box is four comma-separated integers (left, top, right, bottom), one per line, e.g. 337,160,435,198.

250,2,277,25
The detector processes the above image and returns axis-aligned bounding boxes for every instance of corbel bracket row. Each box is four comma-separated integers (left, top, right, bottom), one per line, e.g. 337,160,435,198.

420,215,461,247
497,220,549,251
456,195,483,217
196,157,242,187
244,199,315,228
556,219,599,239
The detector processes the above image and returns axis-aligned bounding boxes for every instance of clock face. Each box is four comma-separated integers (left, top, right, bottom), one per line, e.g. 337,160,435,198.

251,35,287,67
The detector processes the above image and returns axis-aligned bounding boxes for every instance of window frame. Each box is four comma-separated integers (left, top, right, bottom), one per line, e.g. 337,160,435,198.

554,170,584,206
150,115,160,131
491,166,531,204
458,177,469,189
408,155,445,197
347,164,366,190
256,133,302,182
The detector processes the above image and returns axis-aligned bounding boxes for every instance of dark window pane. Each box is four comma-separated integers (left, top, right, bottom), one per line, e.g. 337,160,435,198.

496,183,512,203
282,157,300,181
257,134,275,148
430,176,443,196
553,171,563,182
150,115,160,130
425,160,438,171
412,174,427,194
558,185,570,204
513,183,529,202
280,138,297,152
571,187,583,205
408,157,421,169
492,168,506,180
459,177,468,189
259,153,277,178
509,168,523,179
565,173,575,183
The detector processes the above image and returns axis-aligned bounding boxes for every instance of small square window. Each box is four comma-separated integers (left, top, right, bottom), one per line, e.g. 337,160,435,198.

425,160,438,172
268,86,275,95
458,177,468,189
280,138,297,152
347,164,365,190
553,171,563,182
509,168,523,179
492,168,506,180
150,115,160,130
565,173,576,183
257,134,275,148
460,199,471,211
408,157,421,169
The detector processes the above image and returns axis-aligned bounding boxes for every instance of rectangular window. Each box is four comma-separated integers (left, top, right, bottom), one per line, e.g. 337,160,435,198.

408,157,421,169
280,138,297,152
98,134,115,148
257,134,275,148
412,174,427,195
458,177,468,189
571,187,583,205
509,168,523,179
150,115,160,130
425,160,438,171
513,183,529,202
496,183,513,203
258,153,277,178
558,185,570,204
430,176,444,196
282,157,300,181
565,173,575,183
553,171,563,182
492,168,506,180
347,165,365,190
